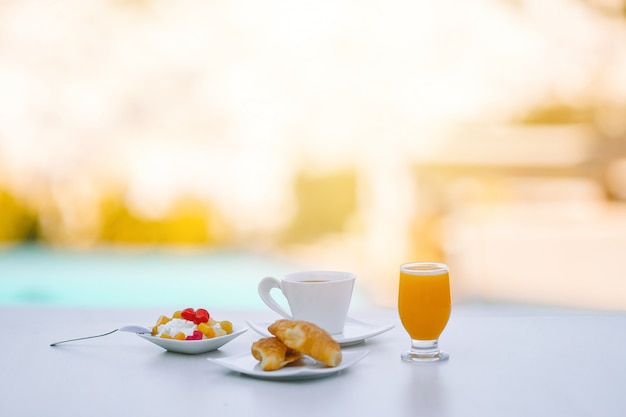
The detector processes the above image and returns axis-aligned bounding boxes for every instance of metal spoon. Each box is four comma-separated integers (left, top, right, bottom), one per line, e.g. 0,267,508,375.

50,325,152,346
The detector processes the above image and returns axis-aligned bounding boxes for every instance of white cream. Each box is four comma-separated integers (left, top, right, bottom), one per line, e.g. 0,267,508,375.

156,318,197,337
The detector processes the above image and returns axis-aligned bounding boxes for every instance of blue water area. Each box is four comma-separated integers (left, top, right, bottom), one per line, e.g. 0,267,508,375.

0,245,308,310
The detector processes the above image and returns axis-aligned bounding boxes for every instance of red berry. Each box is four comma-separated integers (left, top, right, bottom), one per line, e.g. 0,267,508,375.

181,307,195,322
194,308,210,324
185,330,203,340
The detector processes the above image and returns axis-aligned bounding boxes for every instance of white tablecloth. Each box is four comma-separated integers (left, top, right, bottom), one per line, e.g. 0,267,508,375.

2,303,624,417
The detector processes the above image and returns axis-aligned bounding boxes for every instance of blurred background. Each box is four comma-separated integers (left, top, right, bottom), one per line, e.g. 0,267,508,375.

1,0,626,311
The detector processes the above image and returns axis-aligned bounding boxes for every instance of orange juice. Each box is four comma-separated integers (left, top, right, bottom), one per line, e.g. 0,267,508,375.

398,264,451,340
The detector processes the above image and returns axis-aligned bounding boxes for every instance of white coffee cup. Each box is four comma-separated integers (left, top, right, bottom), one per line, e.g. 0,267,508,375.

257,271,356,334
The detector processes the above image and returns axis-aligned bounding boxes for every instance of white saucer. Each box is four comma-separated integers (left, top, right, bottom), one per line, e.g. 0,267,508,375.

246,318,394,347
208,349,369,381
137,325,247,354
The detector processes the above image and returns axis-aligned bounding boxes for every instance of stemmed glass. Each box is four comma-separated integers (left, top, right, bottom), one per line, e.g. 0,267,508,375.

398,262,451,363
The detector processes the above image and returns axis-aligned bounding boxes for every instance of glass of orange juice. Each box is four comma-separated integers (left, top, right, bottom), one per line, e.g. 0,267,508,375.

398,262,451,363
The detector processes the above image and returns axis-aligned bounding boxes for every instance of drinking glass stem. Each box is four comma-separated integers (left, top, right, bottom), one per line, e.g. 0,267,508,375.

402,339,449,362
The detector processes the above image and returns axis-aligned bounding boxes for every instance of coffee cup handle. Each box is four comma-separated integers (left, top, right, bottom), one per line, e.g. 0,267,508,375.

258,276,292,319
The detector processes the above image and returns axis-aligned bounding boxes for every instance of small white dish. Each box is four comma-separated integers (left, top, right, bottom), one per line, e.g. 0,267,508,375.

137,325,247,354
208,349,369,380
246,317,394,347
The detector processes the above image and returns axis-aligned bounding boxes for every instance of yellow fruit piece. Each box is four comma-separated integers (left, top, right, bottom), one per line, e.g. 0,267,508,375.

198,322,216,338
172,310,182,319
219,321,233,334
174,332,186,340
214,328,226,337
160,334,172,339
152,326,158,336
155,315,171,327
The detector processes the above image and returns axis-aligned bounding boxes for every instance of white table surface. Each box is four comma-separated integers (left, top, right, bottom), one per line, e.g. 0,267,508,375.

2,303,625,417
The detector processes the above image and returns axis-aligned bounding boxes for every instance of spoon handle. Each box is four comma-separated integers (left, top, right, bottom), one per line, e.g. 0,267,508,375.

50,329,119,346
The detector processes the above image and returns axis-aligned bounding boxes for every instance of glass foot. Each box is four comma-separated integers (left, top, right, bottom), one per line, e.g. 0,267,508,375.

401,350,449,363
401,339,449,363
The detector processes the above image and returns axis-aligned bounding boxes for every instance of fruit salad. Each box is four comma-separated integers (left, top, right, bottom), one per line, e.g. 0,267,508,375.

151,308,233,341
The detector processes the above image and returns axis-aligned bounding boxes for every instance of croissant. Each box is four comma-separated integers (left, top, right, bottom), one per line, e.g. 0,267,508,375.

251,337,303,371
268,319,342,367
